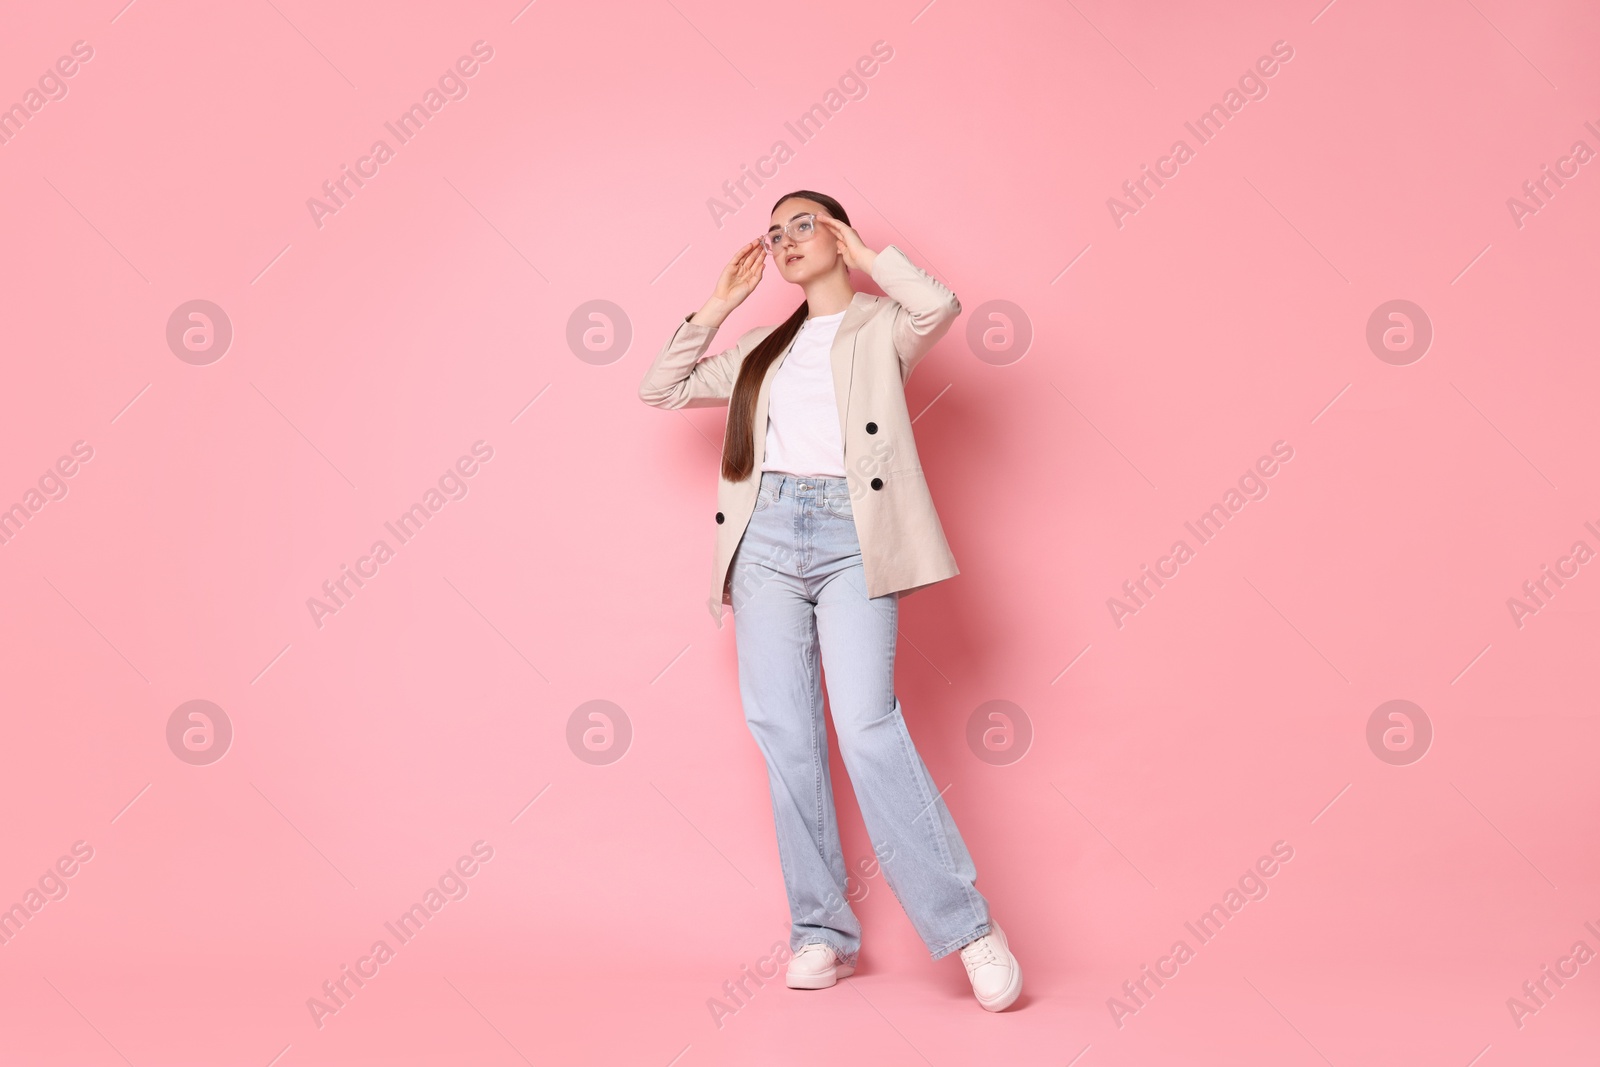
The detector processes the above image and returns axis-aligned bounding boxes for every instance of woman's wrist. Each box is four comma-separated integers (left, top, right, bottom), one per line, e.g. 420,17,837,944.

690,297,737,328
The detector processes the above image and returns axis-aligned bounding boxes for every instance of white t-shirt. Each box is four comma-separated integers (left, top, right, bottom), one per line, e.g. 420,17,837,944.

761,310,848,477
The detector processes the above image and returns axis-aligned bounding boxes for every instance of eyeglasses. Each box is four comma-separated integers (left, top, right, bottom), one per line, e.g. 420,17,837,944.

760,213,822,255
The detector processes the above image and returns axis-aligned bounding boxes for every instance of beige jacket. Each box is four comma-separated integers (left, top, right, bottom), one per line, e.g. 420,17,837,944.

639,244,962,627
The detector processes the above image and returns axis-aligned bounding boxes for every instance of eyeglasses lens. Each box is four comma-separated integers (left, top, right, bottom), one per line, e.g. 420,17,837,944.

762,215,818,255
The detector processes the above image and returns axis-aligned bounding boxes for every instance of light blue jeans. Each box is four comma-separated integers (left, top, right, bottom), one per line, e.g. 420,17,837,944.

729,470,992,963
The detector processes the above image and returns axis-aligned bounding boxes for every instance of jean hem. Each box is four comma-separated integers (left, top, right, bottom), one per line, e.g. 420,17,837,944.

928,921,992,962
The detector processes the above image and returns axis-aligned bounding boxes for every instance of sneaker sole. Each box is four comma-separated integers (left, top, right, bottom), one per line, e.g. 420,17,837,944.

976,958,1022,1011
786,963,855,989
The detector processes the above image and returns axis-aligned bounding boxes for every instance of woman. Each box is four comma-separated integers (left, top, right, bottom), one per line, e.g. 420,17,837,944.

638,190,1022,1011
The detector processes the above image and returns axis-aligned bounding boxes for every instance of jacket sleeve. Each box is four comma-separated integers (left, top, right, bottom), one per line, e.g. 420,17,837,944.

868,245,962,378
637,313,765,409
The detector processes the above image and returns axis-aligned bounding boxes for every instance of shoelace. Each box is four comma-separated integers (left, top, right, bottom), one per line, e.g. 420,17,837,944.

961,937,1000,972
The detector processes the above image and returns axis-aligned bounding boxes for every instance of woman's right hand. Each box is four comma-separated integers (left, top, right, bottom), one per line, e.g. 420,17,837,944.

712,238,766,304
690,239,766,328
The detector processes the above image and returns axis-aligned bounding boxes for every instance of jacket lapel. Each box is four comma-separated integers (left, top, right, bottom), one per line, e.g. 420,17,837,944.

829,291,877,447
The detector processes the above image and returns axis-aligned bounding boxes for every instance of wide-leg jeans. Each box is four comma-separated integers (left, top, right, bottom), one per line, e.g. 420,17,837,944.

728,469,992,963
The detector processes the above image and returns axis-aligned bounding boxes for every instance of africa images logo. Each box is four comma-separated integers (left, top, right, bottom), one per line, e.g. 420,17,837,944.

306,41,495,229
306,441,495,629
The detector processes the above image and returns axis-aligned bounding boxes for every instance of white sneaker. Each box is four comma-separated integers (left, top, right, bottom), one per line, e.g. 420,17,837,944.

785,942,855,989
958,922,1022,1011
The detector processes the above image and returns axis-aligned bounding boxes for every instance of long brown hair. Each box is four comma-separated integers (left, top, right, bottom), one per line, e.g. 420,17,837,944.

721,190,852,483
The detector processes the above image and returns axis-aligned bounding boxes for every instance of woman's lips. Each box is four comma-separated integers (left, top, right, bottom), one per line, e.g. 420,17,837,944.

786,254,803,264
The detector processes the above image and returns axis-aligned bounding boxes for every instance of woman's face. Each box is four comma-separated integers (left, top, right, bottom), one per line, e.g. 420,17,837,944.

767,198,838,282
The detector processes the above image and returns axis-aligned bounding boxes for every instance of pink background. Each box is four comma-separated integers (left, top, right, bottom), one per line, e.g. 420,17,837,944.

3,0,1598,1064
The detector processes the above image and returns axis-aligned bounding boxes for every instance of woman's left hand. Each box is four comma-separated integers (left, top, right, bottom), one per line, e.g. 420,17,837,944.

816,215,878,273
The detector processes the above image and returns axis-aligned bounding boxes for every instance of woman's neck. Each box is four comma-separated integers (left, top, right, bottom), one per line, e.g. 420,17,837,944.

800,269,856,318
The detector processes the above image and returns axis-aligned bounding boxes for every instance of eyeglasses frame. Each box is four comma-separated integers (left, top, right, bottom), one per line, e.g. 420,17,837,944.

760,212,826,256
